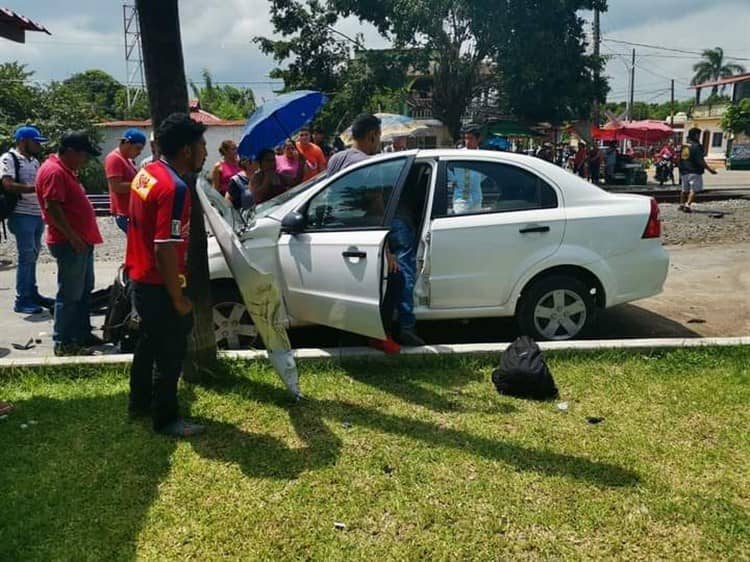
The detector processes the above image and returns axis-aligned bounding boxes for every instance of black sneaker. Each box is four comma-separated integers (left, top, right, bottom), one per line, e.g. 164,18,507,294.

53,344,93,357
398,328,426,347
34,294,55,309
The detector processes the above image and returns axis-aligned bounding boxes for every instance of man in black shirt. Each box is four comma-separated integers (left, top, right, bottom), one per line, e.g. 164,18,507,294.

678,127,717,212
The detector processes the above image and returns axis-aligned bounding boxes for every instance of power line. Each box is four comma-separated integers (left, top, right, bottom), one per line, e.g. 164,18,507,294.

602,37,750,62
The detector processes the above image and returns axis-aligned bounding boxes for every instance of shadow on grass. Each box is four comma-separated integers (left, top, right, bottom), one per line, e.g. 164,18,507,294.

2,364,640,559
0,393,175,561
337,358,493,413
205,370,641,489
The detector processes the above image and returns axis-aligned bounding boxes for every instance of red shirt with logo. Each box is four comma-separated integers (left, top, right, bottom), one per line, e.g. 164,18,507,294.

104,148,138,216
125,160,191,285
35,154,103,246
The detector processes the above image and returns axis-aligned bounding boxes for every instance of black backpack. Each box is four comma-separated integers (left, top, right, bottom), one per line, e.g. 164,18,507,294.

492,336,559,400
102,267,140,352
0,151,21,222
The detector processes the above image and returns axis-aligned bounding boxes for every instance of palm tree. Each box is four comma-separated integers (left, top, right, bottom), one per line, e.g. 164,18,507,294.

691,47,746,96
136,0,218,381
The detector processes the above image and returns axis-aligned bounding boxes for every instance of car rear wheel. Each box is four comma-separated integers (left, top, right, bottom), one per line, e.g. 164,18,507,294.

211,283,260,350
517,275,595,341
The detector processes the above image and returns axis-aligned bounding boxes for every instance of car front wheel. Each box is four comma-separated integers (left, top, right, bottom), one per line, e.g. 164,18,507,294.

517,275,596,341
211,283,260,350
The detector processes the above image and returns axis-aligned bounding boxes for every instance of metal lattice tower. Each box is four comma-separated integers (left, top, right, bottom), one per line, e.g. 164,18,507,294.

122,3,145,114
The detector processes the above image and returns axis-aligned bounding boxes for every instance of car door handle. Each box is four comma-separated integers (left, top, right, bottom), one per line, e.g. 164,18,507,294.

342,250,367,259
519,225,550,234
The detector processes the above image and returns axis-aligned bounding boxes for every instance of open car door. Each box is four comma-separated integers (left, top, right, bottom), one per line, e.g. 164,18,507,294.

277,155,414,340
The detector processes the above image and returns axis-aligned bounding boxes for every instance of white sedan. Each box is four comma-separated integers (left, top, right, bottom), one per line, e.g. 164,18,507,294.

206,149,669,348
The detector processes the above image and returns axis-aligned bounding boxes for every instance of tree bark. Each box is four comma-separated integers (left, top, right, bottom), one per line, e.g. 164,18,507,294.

136,0,218,382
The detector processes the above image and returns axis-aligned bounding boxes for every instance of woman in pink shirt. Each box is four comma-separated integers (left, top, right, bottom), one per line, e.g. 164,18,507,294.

211,139,241,195
275,141,305,187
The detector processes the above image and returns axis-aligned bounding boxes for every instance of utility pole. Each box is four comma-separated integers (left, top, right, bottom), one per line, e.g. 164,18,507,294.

628,49,636,121
592,7,601,126
136,0,218,381
670,79,675,126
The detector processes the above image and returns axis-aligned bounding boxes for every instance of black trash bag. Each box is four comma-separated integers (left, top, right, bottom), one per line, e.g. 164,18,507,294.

102,267,140,353
491,336,559,400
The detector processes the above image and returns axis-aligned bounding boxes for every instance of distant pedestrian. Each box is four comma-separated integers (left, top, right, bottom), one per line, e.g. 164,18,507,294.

126,112,208,437
1,126,54,314
226,156,255,211
275,140,305,187
326,113,382,175
604,141,618,184
312,126,333,161
679,127,717,213
138,131,160,169
451,126,483,214
211,140,241,196
573,143,587,177
105,128,146,233
587,144,602,185
296,127,328,180
253,148,297,204
36,131,103,356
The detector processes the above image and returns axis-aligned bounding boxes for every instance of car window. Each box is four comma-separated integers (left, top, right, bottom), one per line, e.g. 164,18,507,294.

305,158,406,230
254,172,325,219
443,161,558,216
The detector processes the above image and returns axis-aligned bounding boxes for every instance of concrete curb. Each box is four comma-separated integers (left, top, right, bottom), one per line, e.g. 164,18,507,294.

0,337,748,369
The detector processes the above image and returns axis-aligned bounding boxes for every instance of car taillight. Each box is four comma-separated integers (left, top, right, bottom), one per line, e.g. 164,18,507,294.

642,198,661,239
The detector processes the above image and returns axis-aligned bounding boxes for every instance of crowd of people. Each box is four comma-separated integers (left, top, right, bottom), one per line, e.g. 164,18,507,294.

0,111,718,435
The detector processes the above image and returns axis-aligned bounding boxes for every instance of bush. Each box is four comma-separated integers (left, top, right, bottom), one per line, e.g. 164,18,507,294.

78,159,108,194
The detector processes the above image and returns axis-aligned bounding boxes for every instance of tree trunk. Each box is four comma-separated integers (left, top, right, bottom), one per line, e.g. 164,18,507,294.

136,0,218,382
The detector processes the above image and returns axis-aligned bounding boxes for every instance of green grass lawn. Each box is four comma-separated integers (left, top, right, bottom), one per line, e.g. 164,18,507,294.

1,347,749,561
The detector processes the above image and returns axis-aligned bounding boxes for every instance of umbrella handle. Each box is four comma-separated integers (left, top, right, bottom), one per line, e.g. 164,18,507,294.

272,113,298,147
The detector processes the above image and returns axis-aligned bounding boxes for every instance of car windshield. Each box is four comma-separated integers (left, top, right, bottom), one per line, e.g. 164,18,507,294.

254,172,326,218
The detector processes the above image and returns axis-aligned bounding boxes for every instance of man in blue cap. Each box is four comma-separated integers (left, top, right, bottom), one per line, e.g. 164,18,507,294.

104,128,146,233
1,125,54,314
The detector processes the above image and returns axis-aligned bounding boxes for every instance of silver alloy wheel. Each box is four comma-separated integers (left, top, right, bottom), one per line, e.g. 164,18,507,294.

213,301,258,349
532,288,587,340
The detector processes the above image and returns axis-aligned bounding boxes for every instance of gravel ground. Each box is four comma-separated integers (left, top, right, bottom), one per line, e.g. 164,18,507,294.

660,198,750,246
2,198,750,265
0,216,126,265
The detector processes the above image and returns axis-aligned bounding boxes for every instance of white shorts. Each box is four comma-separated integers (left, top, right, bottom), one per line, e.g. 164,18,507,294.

681,173,704,193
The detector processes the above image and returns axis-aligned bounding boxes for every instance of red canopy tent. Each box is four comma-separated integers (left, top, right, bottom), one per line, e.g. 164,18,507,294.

592,120,674,143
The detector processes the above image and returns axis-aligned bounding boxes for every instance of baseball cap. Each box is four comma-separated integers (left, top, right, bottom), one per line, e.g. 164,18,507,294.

14,125,48,144
121,128,147,145
60,131,102,157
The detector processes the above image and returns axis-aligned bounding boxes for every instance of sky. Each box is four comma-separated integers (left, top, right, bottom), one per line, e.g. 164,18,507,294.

1,0,749,106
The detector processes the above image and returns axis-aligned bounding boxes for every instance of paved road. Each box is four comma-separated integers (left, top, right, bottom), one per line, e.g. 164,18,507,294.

0,243,748,360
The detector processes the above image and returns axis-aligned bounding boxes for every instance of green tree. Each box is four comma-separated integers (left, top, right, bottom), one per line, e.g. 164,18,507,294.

61,70,122,119
485,0,608,125
691,47,746,96
189,69,256,120
331,0,495,139
255,0,412,135
721,98,750,137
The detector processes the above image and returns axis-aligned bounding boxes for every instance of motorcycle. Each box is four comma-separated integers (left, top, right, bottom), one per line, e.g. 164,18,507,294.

654,155,674,186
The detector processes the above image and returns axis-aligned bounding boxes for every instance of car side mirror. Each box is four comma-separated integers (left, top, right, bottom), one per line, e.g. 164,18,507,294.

281,211,306,234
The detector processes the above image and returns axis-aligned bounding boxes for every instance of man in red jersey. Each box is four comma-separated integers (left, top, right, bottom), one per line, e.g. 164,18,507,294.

126,113,207,437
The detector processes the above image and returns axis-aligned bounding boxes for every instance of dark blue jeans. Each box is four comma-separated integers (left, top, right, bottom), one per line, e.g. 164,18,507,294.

48,243,95,345
7,213,44,306
389,218,417,330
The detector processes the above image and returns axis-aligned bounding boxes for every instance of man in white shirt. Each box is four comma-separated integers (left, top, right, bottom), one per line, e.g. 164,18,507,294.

450,126,483,214
0,126,54,314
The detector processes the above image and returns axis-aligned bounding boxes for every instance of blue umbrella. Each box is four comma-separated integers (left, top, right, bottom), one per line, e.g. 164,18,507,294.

238,90,328,160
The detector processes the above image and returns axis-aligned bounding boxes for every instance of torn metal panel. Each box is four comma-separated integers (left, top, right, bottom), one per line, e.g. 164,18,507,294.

197,180,300,397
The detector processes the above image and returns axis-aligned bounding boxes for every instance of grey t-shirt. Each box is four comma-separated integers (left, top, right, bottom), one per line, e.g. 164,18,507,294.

0,149,41,216
326,148,369,175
